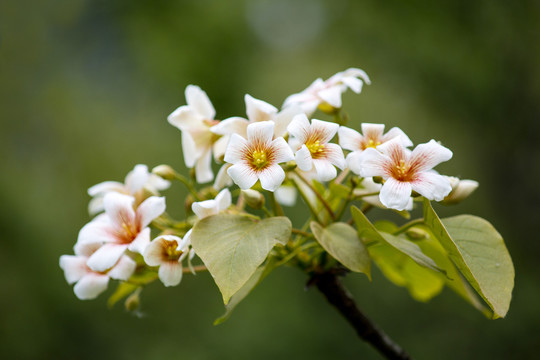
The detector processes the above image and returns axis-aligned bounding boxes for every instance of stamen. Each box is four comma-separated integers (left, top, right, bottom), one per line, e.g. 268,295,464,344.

250,150,268,169
306,140,325,156
163,240,183,261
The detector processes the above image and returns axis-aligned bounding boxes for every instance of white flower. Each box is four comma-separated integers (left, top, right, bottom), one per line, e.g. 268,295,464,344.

442,177,479,204
168,85,229,183
143,235,193,287
339,123,413,175
87,164,170,215
76,193,166,272
59,242,136,300
283,68,371,116
224,121,294,192
287,114,345,182
213,163,233,190
354,177,413,211
210,94,300,139
355,138,453,211
275,184,298,207
191,188,232,219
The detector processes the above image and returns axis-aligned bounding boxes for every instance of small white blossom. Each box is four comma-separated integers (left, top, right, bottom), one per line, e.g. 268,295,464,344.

143,235,193,287
87,164,170,215
354,177,413,211
76,193,166,272
283,68,371,116
224,121,294,192
211,94,300,139
287,114,345,182
191,188,232,219
59,242,136,300
274,184,298,207
355,138,453,211
168,85,229,183
442,177,479,204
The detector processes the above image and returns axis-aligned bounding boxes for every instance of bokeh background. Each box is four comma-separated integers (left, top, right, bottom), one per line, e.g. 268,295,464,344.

1,0,539,359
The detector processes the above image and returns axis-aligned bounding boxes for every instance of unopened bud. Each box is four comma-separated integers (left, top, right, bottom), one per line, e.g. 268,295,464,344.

125,288,142,312
242,189,265,209
372,176,384,184
442,177,479,205
282,161,297,172
152,164,177,180
317,102,339,115
406,228,427,240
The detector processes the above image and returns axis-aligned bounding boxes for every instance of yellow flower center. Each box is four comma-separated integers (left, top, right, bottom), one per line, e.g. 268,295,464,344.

366,138,381,148
162,240,183,261
306,140,325,155
121,222,137,242
394,159,411,181
251,150,269,169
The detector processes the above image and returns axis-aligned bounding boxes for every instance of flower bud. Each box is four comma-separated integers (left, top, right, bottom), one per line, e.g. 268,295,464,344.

125,288,142,312
442,177,479,205
317,102,339,115
281,161,297,172
242,189,265,209
406,228,428,240
152,164,177,180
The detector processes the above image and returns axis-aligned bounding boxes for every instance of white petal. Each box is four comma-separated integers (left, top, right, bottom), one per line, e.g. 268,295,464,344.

317,86,343,108
245,94,277,123
87,243,129,272
271,137,295,164
167,106,203,131
379,178,413,211
324,143,346,170
143,238,166,266
125,164,150,194
383,127,413,147
195,148,214,184
338,126,363,152
287,114,311,142
410,140,453,172
107,255,136,280
185,85,215,120
295,145,313,171
88,181,125,197
212,134,230,161
182,132,198,168
312,159,337,182
273,105,301,137
311,119,339,143
88,196,105,216
76,218,115,246
136,196,166,229
361,123,385,142
103,192,136,229
355,148,391,177
210,117,249,137
192,199,219,219
341,76,363,93
411,172,452,202
59,255,89,284
158,262,183,287
73,239,103,257
227,163,258,190
213,163,233,190
246,121,274,144
275,185,298,207
444,179,479,204
128,227,151,254
341,68,371,85
216,188,232,211
146,174,171,192
223,134,248,164
258,165,286,192
73,273,110,300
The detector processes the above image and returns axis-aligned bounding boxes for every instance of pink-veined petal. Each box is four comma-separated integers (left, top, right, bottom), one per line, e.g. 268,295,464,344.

125,164,150,194
136,196,166,229
224,134,248,164
354,148,391,177
182,131,198,168
73,273,110,300
295,145,313,171
210,117,249,137
338,126,363,152
185,85,215,120
312,159,338,182
411,172,452,202
287,114,311,142
245,94,277,123
271,137,295,164
195,148,214,184
59,255,89,284
246,121,274,144
158,262,183,287
107,255,137,281
86,243,129,272
216,188,232,211
87,181,125,197
311,119,339,143
227,163,258,190
258,164,286,192
324,143,346,170
379,178,413,211
317,86,343,108
103,192,136,229
128,227,151,254
383,127,413,147
410,140,453,173
361,123,385,142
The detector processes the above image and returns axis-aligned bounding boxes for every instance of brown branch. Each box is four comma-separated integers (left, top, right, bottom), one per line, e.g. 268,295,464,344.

312,271,411,360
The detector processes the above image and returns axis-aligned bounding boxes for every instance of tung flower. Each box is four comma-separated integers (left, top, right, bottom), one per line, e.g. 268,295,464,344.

143,235,193,287
168,85,229,183
59,242,136,300
224,121,294,192
76,193,166,272
287,114,345,181
355,138,453,211
283,68,371,116
442,177,479,205
191,188,232,219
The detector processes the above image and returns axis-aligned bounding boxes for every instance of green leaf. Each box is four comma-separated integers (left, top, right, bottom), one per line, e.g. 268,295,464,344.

423,199,514,318
214,258,277,325
107,282,140,309
351,206,443,274
329,182,350,198
310,221,371,277
191,214,292,304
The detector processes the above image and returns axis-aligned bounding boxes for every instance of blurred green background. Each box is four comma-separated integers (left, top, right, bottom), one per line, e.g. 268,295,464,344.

1,0,539,359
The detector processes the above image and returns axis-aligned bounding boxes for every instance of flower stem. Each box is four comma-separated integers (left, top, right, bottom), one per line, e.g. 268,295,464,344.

174,173,202,201
294,170,336,221
268,191,284,216
292,177,323,223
